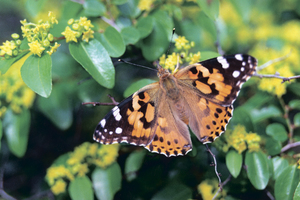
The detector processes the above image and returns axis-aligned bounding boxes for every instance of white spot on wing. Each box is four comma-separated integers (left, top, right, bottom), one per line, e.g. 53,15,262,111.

115,127,122,134
241,67,245,71
112,106,122,121
100,119,106,128
232,70,240,78
217,56,229,69
235,54,243,61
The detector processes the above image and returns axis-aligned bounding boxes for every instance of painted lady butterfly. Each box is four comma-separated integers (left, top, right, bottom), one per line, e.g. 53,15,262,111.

93,54,257,157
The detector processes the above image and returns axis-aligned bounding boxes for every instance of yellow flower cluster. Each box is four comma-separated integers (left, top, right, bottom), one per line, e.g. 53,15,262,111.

0,34,20,59
215,125,261,154
62,17,94,43
138,0,154,11
198,179,226,200
0,54,36,117
20,11,59,57
219,1,300,97
159,36,200,72
45,142,119,195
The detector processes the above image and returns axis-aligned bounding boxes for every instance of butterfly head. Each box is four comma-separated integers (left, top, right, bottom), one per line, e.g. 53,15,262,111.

157,64,171,80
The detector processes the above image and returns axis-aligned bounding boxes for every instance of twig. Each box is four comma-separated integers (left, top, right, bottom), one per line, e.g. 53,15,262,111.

212,174,232,200
101,16,120,31
23,190,55,200
257,50,292,71
82,94,119,106
205,144,222,189
265,189,275,200
214,19,225,56
253,73,300,83
281,141,300,153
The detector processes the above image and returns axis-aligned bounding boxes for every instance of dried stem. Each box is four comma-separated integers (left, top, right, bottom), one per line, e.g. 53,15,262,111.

205,144,222,190
82,94,119,106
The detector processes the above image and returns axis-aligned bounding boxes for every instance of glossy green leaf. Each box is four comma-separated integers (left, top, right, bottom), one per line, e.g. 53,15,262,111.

195,12,217,41
141,21,169,61
117,0,140,18
196,0,219,20
151,182,192,200
69,176,93,200
180,20,202,49
121,26,140,45
288,83,300,96
294,182,300,200
151,10,173,40
37,83,73,130
125,150,146,181
123,79,156,97
21,54,52,98
115,16,132,29
112,0,128,5
69,40,115,89
226,150,242,178
294,113,300,127
289,100,300,110
272,157,289,180
0,58,15,74
25,0,46,18
136,16,154,39
92,163,122,200
3,109,30,157
250,105,282,123
275,165,300,200
95,26,126,58
230,107,254,132
265,137,282,156
245,150,269,190
83,0,106,17
200,51,220,60
266,123,288,142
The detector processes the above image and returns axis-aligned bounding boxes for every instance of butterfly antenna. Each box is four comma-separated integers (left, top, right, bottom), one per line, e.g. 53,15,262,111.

118,59,157,72
163,28,176,67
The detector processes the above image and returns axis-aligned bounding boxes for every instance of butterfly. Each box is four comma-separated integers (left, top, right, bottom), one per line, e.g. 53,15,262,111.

93,54,257,157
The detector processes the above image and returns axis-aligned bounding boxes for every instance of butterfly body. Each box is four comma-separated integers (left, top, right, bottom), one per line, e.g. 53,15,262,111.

94,54,257,157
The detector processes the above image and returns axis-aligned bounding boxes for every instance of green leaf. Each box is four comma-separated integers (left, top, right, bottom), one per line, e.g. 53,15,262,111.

265,137,282,156
123,79,156,97
69,40,115,89
230,107,254,132
141,21,169,61
95,26,126,58
37,83,73,130
196,0,219,20
275,165,300,200
136,16,154,39
21,54,52,98
195,12,217,41
1,52,30,74
117,0,140,18
69,176,93,200
289,100,300,110
200,51,220,60
294,182,300,200
0,120,2,152
92,163,122,200
288,83,300,96
151,182,192,200
83,0,106,17
226,150,242,178
121,26,140,45
229,0,252,21
272,157,289,180
245,150,269,190
151,10,174,40
125,150,146,181
294,113,300,127
25,0,46,18
266,123,288,142
112,0,128,5
250,105,282,123
3,109,30,157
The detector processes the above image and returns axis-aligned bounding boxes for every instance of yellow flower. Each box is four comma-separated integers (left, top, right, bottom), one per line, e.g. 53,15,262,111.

82,29,94,42
28,40,45,57
46,165,74,185
175,36,189,50
0,40,16,56
62,26,78,43
51,179,67,195
138,0,154,11
164,52,179,71
198,179,226,200
189,52,201,64
46,42,60,56
78,17,94,30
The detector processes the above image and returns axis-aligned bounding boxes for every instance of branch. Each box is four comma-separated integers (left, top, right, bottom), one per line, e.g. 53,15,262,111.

214,19,225,56
212,174,232,200
257,50,291,71
82,94,119,106
101,16,120,31
281,141,300,153
205,144,222,190
253,73,300,83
